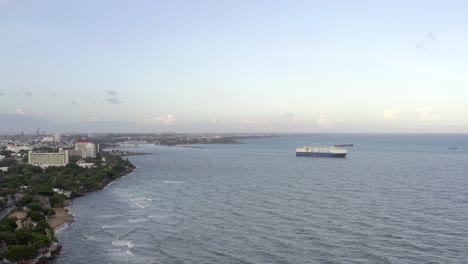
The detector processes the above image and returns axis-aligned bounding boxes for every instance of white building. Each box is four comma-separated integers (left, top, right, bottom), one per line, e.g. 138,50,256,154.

74,139,96,158
76,159,95,168
6,145,31,152
53,132,62,142
28,150,69,168
42,136,54,142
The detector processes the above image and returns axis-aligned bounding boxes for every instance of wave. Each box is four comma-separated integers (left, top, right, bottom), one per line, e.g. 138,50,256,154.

102,224,122,229
128,217,149,223
112,240,137,249
242,152,289,156
164,180,184,184
55,222,73,233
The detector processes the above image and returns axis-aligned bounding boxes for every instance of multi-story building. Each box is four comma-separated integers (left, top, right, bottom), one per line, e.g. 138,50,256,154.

71,139,96,158
41,136,54,142
28,150,69,168
53,132,61,142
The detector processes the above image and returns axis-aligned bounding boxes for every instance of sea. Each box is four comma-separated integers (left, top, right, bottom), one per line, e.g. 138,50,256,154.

56,134,468,264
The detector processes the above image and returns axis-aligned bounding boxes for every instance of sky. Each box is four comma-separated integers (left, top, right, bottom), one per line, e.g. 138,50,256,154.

1,0,468,133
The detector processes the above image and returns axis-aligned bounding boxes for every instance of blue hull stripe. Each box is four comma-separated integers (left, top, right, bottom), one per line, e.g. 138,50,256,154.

296,152,346,158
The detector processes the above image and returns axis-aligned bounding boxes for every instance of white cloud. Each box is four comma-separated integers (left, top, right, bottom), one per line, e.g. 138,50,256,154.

15,108,26,115
317,114,333,128
383,106,435,121
383,108,400,120
144,114,176,126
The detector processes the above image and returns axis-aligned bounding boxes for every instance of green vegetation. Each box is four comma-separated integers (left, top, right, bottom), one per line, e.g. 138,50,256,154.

0,152,134,197
0,152,135,262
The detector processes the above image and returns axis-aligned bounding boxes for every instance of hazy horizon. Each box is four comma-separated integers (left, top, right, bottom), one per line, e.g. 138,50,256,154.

1,1,468,133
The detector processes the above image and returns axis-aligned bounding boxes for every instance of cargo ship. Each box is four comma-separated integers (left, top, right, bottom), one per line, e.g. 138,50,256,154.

334,143,353,147
296,146,347,158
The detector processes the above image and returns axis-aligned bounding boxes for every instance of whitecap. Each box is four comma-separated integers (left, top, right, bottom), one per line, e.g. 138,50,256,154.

128,217,148,223
164,180,183,184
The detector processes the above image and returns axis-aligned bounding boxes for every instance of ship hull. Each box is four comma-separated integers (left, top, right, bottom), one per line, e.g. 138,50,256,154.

296,152,347,158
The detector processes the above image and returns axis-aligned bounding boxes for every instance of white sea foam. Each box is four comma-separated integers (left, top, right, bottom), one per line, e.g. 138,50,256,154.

126,250,134,256
83,235,98,241
112,240,137,249
128,217,148,223
164,180,183,184
55,222,73,233
102,224,121,229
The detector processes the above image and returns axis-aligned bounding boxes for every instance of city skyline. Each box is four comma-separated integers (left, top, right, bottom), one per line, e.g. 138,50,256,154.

1,1,468,133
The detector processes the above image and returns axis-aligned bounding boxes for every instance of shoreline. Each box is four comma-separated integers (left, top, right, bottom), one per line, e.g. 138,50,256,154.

50,166,136,232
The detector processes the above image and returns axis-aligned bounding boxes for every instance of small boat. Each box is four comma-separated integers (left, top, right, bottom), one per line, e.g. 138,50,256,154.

449,147,459,150
296,146,347,158
334,143,353,147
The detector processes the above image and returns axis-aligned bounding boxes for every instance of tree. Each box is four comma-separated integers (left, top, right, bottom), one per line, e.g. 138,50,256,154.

0,217,18,232
27,211,46,222
0,150,14,158
49,194,65,208
31,232,51,249
27,202,44,212
33,220,52,235
5,245,37,262
35,184,54,196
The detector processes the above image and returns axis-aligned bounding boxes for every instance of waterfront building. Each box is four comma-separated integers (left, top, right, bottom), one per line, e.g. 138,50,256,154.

28,150,69,168
72,139,96,158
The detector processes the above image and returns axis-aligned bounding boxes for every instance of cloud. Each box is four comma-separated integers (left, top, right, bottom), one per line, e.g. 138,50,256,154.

383,108,400,120
415,32,438,49
317,114,333,128
415,42,425,49
426,32,438,41
0,91,4,95
107,90,118,97
383,106,435,121
211,118,220,124
105,90,122,104
24,91,32,97
72,101,79,105
50,92,57,97
144,114,176,126
15,108,26,115
284,113,294,118
106,98,121,104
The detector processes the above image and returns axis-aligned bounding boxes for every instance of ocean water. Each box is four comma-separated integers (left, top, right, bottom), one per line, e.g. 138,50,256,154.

57,134,468,264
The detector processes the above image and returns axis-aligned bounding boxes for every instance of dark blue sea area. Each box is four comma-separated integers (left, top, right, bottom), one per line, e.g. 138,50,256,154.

57,134,468,263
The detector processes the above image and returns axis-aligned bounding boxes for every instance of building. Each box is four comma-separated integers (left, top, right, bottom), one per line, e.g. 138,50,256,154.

6,145,30,153
76,159,95,168
28,150,69,168
71,139,96,158
42,136,54,142
53,132,62,142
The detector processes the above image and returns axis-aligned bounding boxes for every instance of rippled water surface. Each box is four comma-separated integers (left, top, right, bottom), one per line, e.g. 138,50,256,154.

57,134,468,263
